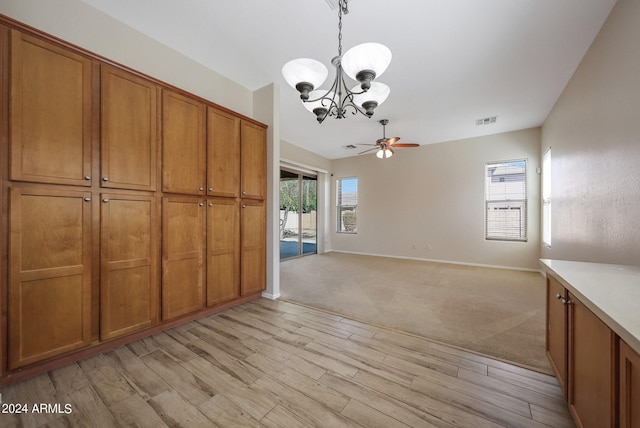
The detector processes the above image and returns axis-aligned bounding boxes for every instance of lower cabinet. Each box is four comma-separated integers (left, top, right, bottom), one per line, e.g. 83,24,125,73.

207,198,240,306
568,294,616,428
8,186,93,369
241,200,266,296
619,338,640,428
546,275,568,397
162,196,206,321
100,193,159,341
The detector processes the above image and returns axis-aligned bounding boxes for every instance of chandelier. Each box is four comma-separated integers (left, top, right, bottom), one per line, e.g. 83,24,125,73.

282,0,391,123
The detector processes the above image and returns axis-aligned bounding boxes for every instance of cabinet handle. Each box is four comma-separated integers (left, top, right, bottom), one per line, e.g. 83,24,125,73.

555,293,562,300
84,197,91,202
242,191,246,195
561,298,572,305
209,203,213,207
102,198,109,203
102,177,109,182
84,175,91,180
199,203,204,207
208,187,213,192
242,204,246,208
199,187,204,191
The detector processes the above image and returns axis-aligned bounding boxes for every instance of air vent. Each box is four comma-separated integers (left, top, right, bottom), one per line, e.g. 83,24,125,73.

343,144,358,150
325,0,340,10
476,116,497,126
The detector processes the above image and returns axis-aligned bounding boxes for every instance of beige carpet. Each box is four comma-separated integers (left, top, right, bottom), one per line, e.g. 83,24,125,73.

280,253,551,372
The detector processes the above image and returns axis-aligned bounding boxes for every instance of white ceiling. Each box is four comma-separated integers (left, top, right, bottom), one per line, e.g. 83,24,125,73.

82,0,616,159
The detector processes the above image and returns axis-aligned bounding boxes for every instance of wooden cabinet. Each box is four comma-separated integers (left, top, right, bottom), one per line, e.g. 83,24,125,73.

101,65,158,191
207,107,240,198
241,200,266,295
162,196,205,320
9,30,94,186
8,186,92,369
619,338,640,428
568,294,616,428
206,198,240,306
100,193,159,340
162,90,206,195
546,275,568,397
240,121,267,200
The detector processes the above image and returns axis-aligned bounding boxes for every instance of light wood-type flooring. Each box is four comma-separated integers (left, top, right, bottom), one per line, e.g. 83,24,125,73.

0,299,574,427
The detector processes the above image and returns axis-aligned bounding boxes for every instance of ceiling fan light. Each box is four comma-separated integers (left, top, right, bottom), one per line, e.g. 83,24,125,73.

341,43,392,86
351,82,390,112
282,58,328,99
376,148,393,159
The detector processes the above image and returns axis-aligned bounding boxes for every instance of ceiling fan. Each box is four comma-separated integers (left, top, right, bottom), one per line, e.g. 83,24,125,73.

359,119,419,158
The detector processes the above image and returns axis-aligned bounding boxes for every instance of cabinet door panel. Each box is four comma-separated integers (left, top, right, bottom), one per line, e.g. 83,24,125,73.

240,121,266,200
162,90,206,194
162,197,205,320
8,187,92,369
207,198,240,305
207,108,240,198
241,201,265,295
101,194,158,340
10,30,93,186
619,339,640,428
569,295,615,428
101,65,158,191
546,275,567,398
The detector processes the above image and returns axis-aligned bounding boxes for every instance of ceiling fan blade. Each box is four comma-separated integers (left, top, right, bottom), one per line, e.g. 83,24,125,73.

393,143,420,148
358,147,378,154
387,137,401,145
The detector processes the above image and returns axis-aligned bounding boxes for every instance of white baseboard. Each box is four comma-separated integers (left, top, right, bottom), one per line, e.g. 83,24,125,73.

326,250,543,274
261,291,281,300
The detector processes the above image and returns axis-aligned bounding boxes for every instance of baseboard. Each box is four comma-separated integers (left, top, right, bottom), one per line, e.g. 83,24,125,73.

326,250,543,274
261,291,281,300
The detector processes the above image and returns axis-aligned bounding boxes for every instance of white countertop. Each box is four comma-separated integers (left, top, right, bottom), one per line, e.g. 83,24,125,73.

540,259,640,356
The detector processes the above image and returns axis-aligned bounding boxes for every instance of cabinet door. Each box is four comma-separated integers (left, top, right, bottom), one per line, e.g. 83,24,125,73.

240,121,266,200
10,30,93,186
162,196,205,320
241,200,265,295
619,339,640,428
8,187,92,369
162,90,206,195
101,193,159,340
569,295,616,428
207,107,240,198
546,275,568,398
207,198,240,306
101,65,158,191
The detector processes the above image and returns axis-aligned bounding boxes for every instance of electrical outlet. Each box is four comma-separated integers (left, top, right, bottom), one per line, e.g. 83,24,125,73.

427,244,432,251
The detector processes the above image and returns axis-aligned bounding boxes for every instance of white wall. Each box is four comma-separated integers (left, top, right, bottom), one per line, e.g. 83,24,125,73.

541,0,640,266
331,128,542,270
0,0,253,116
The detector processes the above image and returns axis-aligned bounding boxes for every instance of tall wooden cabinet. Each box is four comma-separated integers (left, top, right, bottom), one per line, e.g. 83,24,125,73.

1,18,267,383
101,65,158,192
100,194,159,341
162,196,206,321
8,186,93,369
9,29,94,186
619,339,640,428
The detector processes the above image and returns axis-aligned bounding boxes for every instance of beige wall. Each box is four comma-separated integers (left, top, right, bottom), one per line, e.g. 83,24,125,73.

280,141,332,173
0,0,253,116
541,0,640,265
331,128,542,270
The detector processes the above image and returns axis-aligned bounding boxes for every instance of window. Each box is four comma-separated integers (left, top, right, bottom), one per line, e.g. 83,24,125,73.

485,160,527,241
337,177,357,233
542,148,551,246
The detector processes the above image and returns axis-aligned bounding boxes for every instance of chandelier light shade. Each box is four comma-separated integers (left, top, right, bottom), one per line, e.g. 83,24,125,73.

341,43,392,90
282,59,328,101
282,0,391,123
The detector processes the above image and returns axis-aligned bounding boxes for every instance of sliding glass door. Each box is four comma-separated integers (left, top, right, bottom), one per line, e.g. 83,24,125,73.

280,168,317,260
